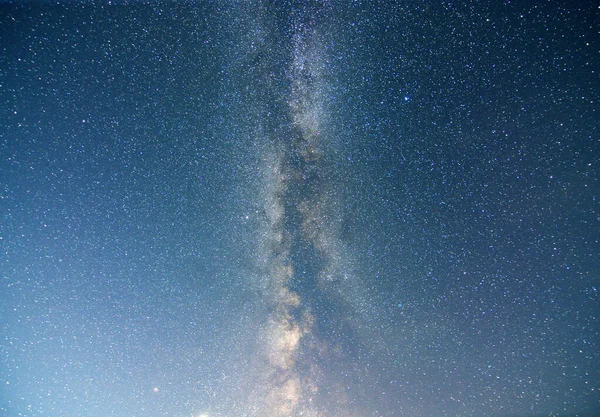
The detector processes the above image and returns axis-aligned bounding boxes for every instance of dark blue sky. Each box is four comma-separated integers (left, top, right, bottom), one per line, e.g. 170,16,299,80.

1,2,598,417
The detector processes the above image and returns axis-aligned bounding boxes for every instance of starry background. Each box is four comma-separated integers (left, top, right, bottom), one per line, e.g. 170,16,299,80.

1,1,598,417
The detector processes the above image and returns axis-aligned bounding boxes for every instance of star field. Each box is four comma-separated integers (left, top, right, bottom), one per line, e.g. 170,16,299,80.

1,2,598,417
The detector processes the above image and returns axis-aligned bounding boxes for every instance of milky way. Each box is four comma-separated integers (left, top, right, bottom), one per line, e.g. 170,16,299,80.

248,5,349,415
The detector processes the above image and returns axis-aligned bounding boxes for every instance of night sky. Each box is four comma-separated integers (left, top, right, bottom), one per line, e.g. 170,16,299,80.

1,1,598,417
